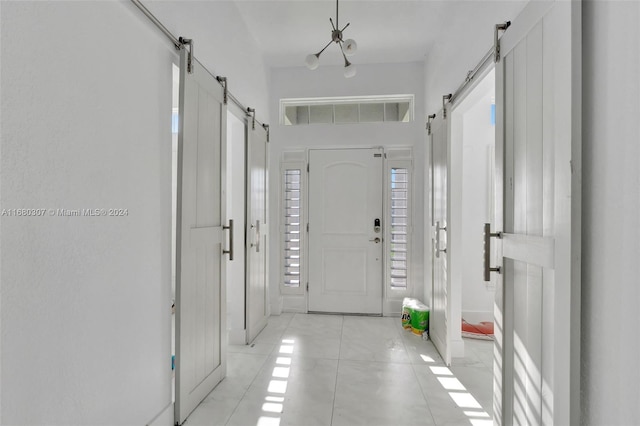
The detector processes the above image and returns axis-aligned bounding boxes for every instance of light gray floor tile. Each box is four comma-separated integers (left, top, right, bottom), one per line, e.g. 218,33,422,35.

184,396,241,426
464,338,494,370
224,352,270,389
333,360,434,426
244,356,338,403
403,334,447,366
228,341,277,356
449,365,494,416
339,336,410,363
186,314,493,426
253,314,296,344
279,334,342,360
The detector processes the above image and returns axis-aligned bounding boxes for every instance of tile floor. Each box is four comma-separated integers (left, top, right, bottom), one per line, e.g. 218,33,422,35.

185,314,494,426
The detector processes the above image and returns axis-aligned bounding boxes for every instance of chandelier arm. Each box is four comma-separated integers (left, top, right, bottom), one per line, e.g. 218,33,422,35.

336,0,339,29
340,22,350,33
339,41,351,66
317,39,334,56
329,17,336,31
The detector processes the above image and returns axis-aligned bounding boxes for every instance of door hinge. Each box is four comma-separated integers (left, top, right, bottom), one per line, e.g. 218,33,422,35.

306,223,309,232
307,163,309,173
306,283,309,292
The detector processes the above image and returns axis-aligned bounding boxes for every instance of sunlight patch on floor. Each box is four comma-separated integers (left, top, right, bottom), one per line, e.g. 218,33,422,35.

429,360,492,423
256,339,295,426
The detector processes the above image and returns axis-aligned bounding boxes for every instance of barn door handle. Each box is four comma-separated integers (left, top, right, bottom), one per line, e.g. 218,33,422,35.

434,221,447,258
223,220,234,260
250,220,261,252
483,223,501,281
255,220,260,253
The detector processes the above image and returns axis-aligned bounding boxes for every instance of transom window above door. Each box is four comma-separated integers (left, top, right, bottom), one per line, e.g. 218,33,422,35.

280,95,414,125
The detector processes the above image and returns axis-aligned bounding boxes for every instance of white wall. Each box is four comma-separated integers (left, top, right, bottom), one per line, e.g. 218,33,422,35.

581,1,640,423
144,1,271,123
268,63,426,315
0,1,269,424
1,2,173,423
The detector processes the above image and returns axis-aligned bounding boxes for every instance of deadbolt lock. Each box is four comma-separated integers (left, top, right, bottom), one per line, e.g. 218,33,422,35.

374,218,381,233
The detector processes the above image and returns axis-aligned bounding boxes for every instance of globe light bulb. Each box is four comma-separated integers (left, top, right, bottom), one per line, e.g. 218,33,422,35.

344,63,356,78
305,54,320,70
343,39,358,56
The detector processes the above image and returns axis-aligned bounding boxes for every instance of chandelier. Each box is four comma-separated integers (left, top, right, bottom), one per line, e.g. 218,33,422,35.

304,0,358,78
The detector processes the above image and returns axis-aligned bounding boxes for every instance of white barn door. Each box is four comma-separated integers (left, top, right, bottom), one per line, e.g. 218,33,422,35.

175,51,228,424
429,113,452,366
308,148,383,314
246,123,269,343
493,2,581,424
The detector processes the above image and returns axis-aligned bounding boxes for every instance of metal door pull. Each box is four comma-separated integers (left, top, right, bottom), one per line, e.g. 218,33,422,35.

483,222,501,281
434,221,447,258
223,219,234,260
369,237,381,243
250,220,261,252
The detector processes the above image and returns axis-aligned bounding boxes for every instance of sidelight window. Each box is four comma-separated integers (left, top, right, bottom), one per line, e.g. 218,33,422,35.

283,169,302,288
390,168,409,289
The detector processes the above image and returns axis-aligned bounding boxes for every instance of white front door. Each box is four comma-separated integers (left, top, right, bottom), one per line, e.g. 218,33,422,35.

246,123,269,343
429,113,452,365
308,148,383,314
175,51,228,425
493,2,581,424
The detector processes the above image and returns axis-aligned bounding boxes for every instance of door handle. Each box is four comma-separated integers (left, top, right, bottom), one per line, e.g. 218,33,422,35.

223,219,234,261
255,220,260,253
369,237,381,243
483,223,501,281
434,221,447,258
250,220,260,252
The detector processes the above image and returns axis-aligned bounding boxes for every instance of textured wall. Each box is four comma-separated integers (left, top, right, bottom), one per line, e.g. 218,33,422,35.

0,2,175,423
581,1,640,423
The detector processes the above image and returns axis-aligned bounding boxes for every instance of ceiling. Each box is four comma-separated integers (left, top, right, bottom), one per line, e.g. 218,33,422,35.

231,0,529,68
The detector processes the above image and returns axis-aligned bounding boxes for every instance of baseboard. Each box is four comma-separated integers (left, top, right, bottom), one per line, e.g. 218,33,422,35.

147,402,173,426
462,310,493,324
227,327,246,345
282,306,306,313
282,294,306,313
